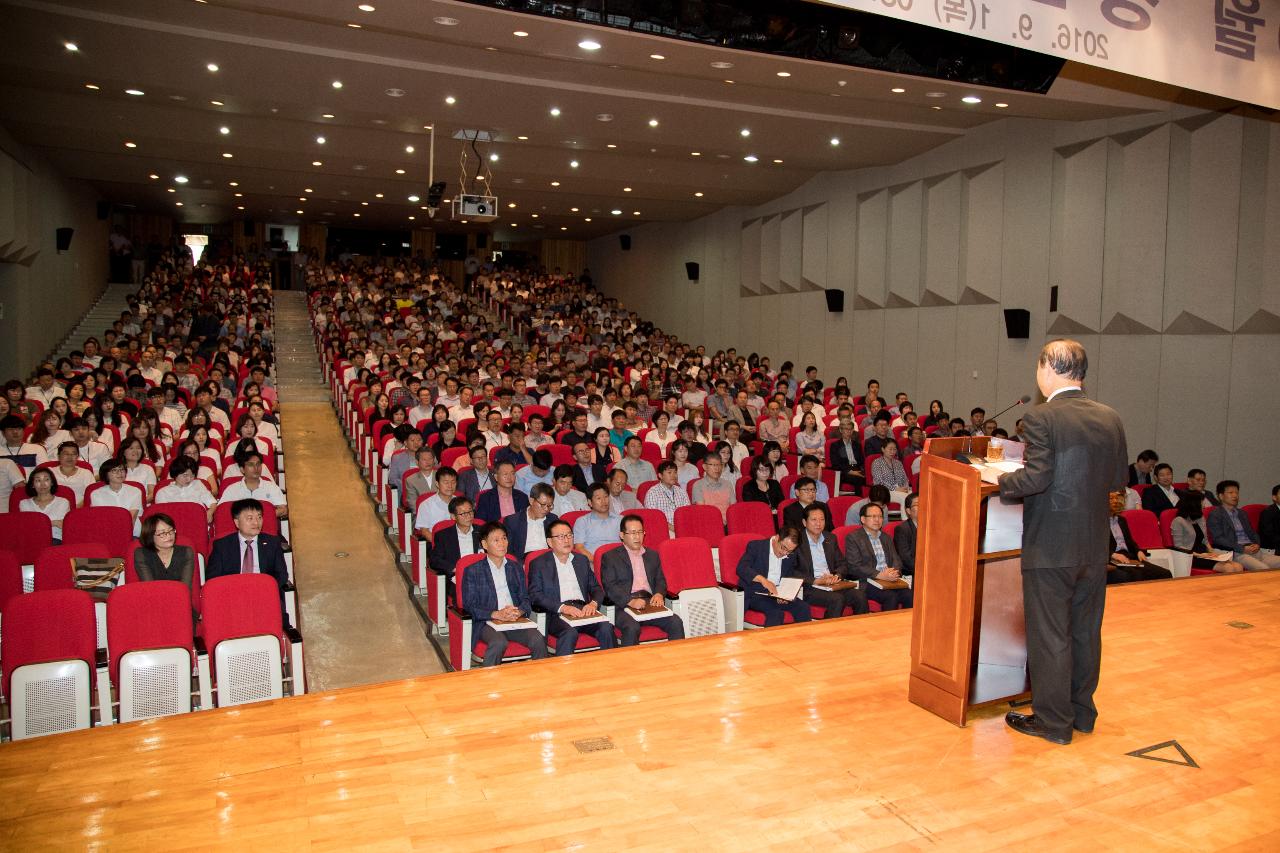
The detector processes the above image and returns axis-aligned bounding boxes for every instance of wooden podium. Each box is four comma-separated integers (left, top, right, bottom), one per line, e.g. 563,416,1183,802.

908,435,1030,726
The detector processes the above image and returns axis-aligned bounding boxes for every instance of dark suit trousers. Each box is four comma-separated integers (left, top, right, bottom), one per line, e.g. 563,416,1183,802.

545,612,618,655
747,593,812,627
473,623,548,667
1021,564,1106,736
616,609,684,646
1106,561,1172,585
805,586,864,619
866,584,913,611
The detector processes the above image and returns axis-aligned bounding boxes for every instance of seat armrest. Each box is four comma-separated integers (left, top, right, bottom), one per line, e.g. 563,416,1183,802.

717,582,742,592
447,605,472,621
194,636,208,656
283,581,296,593
285,626,303,644
666,592,680,601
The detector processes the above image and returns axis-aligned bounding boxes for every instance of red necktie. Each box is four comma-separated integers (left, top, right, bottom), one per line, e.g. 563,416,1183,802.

241,539,254,573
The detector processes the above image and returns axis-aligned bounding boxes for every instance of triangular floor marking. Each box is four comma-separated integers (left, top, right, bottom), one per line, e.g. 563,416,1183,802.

1126,740,1199,768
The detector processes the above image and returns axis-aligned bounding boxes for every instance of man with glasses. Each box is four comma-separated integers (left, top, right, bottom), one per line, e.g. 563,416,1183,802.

528,520,617,655
781,476,833,532
844,503,914,611
600,515,686,646
428,496,483,593
737,524,812,626
793,505,863,619
503,482,557,563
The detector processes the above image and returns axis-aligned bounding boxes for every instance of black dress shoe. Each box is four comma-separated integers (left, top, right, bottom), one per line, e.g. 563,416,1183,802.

1073,721,1094,734
1005,711,1071,745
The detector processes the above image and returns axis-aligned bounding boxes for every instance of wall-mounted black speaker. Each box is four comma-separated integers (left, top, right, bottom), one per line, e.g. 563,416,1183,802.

620,235,631,251
824,289,845,313
685,262,699,281
1003,308,1031,339
55,227,74,253
96,202,110,220
1049,285,1059,313
243,220,255,237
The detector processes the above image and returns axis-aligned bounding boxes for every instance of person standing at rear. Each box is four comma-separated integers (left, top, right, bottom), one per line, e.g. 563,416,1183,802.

995,339,1127,746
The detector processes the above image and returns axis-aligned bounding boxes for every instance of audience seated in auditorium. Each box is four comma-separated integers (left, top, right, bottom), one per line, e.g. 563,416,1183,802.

402,446,438,512
573,483,621,559
843,504,914,611
605,468,640,515
569,440,607,494
515,449,553,495
429,496,483,586
781,477,832,532
134,512,197,625
1170,492,1243,573
476,460,528,523
792,505,864,618
738,525,812,627
550,464,589,516
462,523,549,666
457,444,494,503
503,482,557,563
528,520,617,655
1140,463,1181,515
599,514,685,646
1208,480,1280,572
742,457,783,512
828,420,865,494
615,435,655,486
91,458,144,535
1128,449,1159,487
414,465,459,540
690,453,735,522
643,461,690,534
20,467,70,541
1260,485,1280,552
894,493,919,576
219,450,287,519
155,456,217,522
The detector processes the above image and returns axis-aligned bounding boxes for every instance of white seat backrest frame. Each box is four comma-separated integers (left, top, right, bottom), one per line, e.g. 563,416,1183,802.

118,648,193,723
214,635,283,707
11,659,91,740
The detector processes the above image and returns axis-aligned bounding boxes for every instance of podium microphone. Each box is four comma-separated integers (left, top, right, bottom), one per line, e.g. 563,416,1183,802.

990,394,1032,423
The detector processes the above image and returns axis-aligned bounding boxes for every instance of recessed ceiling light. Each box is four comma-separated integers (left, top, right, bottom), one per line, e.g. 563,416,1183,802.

694,192,704,197
347,22,361,28
237,205,245,210
517,135,529,141
219,126,230,135
550,181,560,187
234,193,242,197
739,129,751,138
743,154,758,163
549,107,561,117
167,187,176,193
124,141,136,149
175,202,184,207
125,89,144,96
560,226,568,231
648,118,659,127
395,168,406,175
433,15,458,25
925,91,946,98
174,175,189,183
830,137,841,146
296,210,303,214
148,173,159,179
578,39,602,51
507,202,516,208
210,100,223,106
649,53,665,60
358,3,376,10
206,63,219,72
322,113,335,119
776,71,791,78
386,88,406,98
361,201,369,206
353,212,361,217
995,102,1009,108
84,83,99,90
531,214,539,218
961,95,982,104
489,153,499,162
569,160,579,168
633,211,640,216
228,181,238,186
723,79,735,85
690,151,701,157
931,105,943,110
64,42,79,52
304,188,313,193
404,145,415,154
408,194,420,202
445,96,456,105
623,187,632,192
513,30,529,37
375,192,384,198
332,80,343,89
596,113,614,122
222,152,233,158
891,87,906,94
711,61,733,69
298,197,306,202
570,207,579,212
606,143,617,149
611,209,622,215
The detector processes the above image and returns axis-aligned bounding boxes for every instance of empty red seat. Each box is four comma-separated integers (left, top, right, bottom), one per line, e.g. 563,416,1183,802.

726,502,775,537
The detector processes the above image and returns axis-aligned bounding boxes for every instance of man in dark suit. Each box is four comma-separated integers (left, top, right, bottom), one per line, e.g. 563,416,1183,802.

1127,449,1158,487
780,477,832,531
1207,480,1280,571
1106,490,1172,584
737,525,812,626
1140,463,1180,516
894,492,919,576
206,498,292,628
527,520,617,655
843,504,913,611
569,439,607,494
828,419,865,493
793,505,864,618
460,523,548,667
428,496,483,590
502,482,557,563
995,339,1127,745
599,515,685,645
474,460,530,523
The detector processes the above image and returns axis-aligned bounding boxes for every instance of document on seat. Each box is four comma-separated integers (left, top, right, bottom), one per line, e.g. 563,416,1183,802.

625,603,671,621
754,577,803,601
813,579,859,591
1204,551,1232,563
486,618,537,632
560,612,611,626
867,577,909,590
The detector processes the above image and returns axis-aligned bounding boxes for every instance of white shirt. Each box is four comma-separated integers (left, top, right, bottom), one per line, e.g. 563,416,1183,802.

489,559,515,611
766,541,785,584
219,478,287,508
53,466,95,506
125,463,158,496
20,495,71,529
554,553,585,605
3,442,47,467
75,440,112,470
415,493,453,533
154,479,216,508
0,458,25,511
552,489,589,516
524,511,548,554
90,484,144,534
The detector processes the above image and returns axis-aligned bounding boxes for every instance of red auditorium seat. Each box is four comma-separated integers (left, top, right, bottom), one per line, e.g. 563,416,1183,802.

621,508,670,550
201,573,304,706
2,589,101,739
1120,509,1163,551
726,502,775,537
446,553,537,670
107,580,197,722
62,506,135,560
0,512,54,567
142,502,211,558
674,505,725,548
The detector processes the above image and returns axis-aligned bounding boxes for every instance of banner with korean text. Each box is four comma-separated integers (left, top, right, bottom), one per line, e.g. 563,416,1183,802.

817,1,1279,109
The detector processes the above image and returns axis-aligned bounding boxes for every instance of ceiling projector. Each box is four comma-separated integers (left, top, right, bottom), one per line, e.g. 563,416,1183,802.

451,193,498,222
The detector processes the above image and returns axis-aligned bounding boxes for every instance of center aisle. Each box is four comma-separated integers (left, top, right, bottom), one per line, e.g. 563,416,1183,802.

273,291,445,691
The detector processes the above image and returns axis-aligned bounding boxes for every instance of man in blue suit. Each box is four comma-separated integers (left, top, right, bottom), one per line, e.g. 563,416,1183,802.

737,525,812,627
475,460,530,523
503,482,558,563
460,522,549,667
528,520,617,655
206,498,292,628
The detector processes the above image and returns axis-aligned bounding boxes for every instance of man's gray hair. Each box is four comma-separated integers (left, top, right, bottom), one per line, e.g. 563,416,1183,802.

1038,339,1088,381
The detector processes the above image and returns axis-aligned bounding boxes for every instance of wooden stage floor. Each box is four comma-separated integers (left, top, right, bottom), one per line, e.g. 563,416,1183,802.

2,572,1278,851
